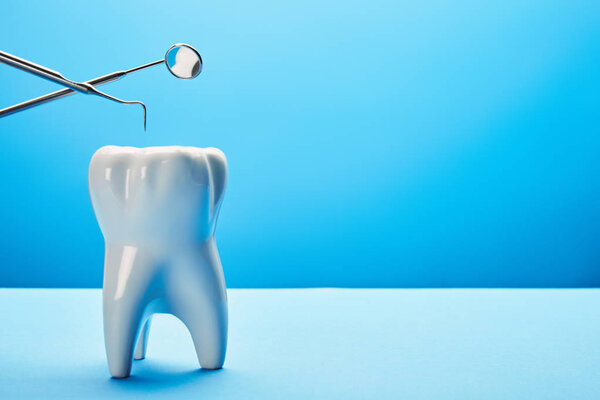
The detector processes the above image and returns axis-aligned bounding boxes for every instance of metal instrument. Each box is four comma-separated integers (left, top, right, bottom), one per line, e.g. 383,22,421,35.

0,44,203,130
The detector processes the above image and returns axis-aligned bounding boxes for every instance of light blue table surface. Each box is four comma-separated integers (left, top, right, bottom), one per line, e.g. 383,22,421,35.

0,289,598,399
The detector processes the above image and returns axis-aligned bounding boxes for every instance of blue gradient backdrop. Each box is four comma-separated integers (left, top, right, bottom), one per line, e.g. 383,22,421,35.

0,1,599,288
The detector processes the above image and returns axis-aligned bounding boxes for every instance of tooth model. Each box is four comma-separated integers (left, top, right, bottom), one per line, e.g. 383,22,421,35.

89,146,228,378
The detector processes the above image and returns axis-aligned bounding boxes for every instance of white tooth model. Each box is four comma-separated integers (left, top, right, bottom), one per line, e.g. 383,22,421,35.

88,146,228,378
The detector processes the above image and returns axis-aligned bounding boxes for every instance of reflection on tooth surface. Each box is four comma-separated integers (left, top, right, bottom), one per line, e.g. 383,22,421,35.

124,169,131,200
115,246,138,301
89,145,229,378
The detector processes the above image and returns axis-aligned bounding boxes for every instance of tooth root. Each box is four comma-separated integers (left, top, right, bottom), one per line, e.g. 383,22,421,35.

102,244,153,378
168,241,228,370
134,317,151,360
182,301,228,370
103,300,144,378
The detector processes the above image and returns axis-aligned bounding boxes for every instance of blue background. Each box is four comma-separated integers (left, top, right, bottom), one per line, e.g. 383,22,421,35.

0,1,599,288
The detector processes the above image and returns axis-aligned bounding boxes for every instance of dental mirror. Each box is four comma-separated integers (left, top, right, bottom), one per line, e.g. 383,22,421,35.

165,44,202,79
0,43,204,129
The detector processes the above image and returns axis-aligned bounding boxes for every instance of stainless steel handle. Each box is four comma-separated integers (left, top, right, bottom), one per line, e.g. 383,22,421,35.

0,71,123,118
0,50,152,129
0,58,163,119
0,50,92,94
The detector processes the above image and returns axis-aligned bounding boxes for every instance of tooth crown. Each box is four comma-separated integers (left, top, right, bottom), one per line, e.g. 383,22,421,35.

89,145,228,378
89,146,227,245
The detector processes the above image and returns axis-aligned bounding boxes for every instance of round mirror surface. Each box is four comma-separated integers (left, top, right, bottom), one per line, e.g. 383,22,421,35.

165,44,202,79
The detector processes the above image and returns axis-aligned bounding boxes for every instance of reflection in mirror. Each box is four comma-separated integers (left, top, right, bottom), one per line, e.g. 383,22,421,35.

165,45,202,79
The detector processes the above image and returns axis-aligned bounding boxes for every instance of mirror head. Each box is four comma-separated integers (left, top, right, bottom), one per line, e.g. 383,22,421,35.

165,44,202,79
